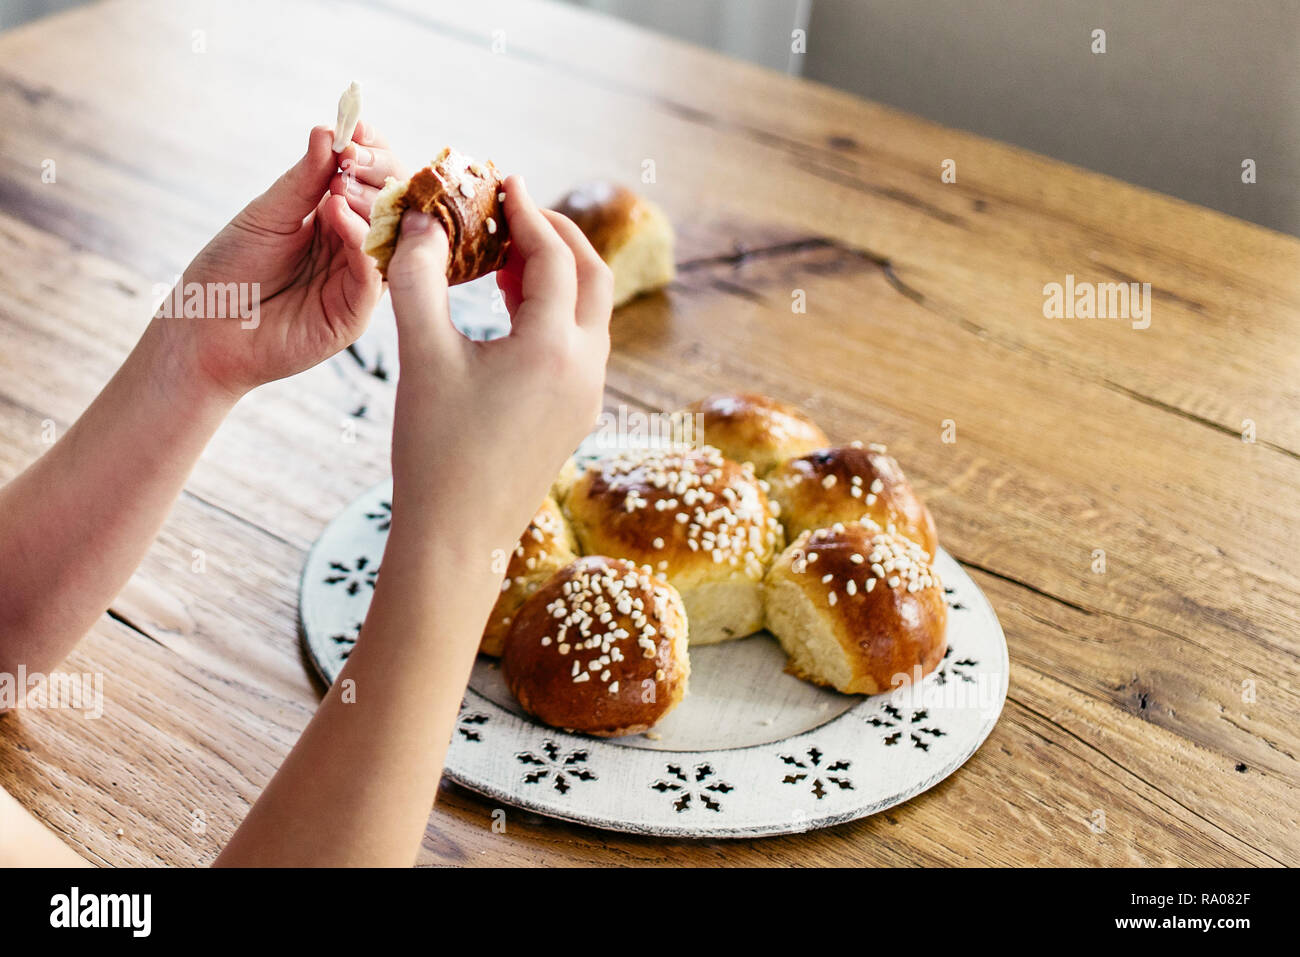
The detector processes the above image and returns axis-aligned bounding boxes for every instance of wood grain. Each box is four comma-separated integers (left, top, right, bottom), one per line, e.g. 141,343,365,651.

0,0,1295,866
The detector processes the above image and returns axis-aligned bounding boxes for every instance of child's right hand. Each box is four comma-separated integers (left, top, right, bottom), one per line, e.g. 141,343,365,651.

384,174,613,553
217,177,610,867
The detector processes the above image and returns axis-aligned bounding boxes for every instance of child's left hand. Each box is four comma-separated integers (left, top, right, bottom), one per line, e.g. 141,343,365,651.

152,121,404,399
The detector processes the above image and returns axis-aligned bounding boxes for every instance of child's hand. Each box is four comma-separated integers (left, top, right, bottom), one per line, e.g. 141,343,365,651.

217,185,609,865
153,122,404,399
384,175,613,551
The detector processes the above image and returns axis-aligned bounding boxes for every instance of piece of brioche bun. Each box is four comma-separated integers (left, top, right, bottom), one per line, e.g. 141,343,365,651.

764,523,947,695
502,556,690,736
364,147,509,283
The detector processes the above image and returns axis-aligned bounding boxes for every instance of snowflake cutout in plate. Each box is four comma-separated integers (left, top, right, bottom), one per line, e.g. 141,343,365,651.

650,763,735,813
455,704,490,743
932,646,979,685
365,500,392,532
778,747,854,799
517,740,598,794
328,621,362,661
865,703,948,750
323,556,378,596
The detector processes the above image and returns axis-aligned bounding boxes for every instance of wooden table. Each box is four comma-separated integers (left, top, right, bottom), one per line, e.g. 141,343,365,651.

1,0,1296,867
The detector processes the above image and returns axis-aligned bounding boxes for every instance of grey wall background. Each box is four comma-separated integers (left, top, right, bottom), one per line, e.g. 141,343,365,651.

0,0,78,28
3,0,1296,235
570,0,1300,237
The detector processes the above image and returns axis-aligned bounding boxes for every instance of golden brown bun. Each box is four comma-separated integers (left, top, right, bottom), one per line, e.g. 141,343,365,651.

364,147,509,284
767,443,938,557
480,497,578,657
764,524,947,694
564,447,783,644
684,392,829,477
553,181,675,307
502,556,690,737
550,456,581,506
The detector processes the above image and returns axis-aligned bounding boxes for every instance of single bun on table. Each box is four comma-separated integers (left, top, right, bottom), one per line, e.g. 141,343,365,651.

364,146,509,283
480,497,578,657
764,523,948,695
564,446,784,645
502,556,690,737
552,181,675,307
766,442,938,558
682,392,829,477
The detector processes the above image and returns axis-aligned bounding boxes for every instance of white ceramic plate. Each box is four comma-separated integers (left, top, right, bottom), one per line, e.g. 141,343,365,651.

300,444,1008,838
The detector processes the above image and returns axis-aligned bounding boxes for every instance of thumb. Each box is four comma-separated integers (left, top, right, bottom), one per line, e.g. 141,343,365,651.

387,210,459,360
242,126,336,232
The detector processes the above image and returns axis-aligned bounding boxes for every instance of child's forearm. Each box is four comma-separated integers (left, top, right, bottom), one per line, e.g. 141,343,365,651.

0,320,237,677
216,177,611,867
0,784,92,867
215,506,504,866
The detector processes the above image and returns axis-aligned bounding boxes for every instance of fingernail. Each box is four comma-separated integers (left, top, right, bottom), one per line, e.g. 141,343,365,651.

402,210,433,234
352,146,373,167
346,175,363,197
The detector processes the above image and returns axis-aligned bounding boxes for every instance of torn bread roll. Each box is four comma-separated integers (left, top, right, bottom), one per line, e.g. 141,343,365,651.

363,147,510,284
332,82,362,152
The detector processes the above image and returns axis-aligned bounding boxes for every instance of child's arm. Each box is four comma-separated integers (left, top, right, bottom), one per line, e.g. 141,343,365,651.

215,177,613,866
0,784,91,867
0,124,398,681
0,330,239,678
